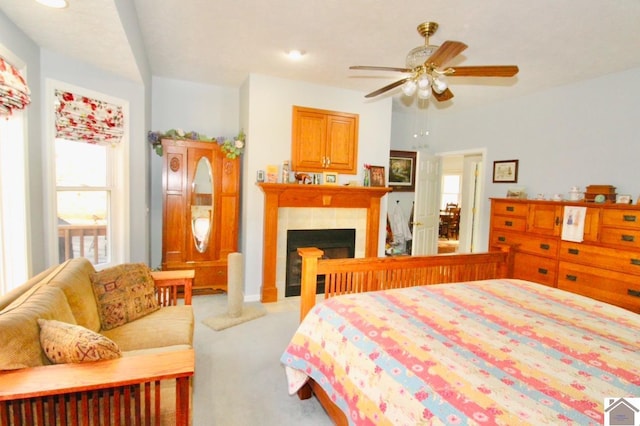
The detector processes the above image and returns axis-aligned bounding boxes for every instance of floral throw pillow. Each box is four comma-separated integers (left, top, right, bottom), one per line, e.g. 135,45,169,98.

38,319,121,364
90,263,159,330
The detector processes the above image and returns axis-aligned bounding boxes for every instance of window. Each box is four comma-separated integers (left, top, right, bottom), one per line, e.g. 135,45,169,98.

47,82,128,269
0,112,29,294
55,139,110,265
441,174,461,209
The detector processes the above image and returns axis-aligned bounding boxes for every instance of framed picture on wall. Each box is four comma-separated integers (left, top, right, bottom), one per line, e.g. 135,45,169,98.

369,165,386,187
389,150,417,192
493,159,519,183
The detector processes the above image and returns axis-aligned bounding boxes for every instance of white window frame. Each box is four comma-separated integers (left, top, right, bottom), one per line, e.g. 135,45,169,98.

0,45,31,294
44,79,130,269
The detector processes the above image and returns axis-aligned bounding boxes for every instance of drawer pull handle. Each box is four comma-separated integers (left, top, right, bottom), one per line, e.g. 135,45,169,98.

506,206,514,212
623,215,637,222
631,258,640,266
628,289,640,298
568,248,579,255
621,234,635,243
505,221,513,227
540,243,550,250
538,268,548,275
566,274,577,282
498,236,506,242
555,217,560,226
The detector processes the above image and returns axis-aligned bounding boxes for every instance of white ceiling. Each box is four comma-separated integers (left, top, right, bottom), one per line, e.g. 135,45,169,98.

2,0,640,111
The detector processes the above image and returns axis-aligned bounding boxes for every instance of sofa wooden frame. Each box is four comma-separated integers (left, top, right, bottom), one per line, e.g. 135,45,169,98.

0,270,195,426
294,247,514,426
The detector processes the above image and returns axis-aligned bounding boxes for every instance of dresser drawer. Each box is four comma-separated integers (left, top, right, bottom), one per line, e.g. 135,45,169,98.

492,200,528,217
513,253,557,287
602,209,640,229
491,215,527,232
559,241,640,276
557,262,640,313
600,227,640,250
491,230,558,258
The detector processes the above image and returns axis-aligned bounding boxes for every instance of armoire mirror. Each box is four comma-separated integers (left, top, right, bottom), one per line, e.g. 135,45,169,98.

190,156,213,253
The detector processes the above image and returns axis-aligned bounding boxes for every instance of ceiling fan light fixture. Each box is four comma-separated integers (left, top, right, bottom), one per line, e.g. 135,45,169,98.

405,45,439,69
417,74,431,90
402,80,417,96
432,77,448,94
417,87,431,100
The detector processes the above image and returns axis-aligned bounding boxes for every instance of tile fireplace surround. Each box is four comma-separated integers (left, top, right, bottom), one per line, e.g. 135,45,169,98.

258,183,391,302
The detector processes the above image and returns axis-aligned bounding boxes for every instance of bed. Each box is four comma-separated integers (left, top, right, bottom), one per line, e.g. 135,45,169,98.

280,247,640,425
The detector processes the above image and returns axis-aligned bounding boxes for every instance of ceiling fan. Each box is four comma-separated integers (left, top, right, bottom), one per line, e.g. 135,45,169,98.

350,22,519,101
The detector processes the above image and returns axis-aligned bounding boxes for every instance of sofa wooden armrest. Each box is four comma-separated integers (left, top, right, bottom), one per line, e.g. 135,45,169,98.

0,349,195,425
151,269,194,306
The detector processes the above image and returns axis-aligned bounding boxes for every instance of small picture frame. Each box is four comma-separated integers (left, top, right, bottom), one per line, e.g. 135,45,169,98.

493,159,519,183
369,165,386,187
256,170,265,182
506,187,527,199
323,171,338,185
616,194,632,204
388,150,417,192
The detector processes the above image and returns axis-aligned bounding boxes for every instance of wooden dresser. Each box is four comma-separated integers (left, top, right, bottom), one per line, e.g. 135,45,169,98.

489,198,640,312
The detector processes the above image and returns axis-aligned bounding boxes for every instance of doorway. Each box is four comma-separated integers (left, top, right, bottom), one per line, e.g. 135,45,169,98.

436,151,484,253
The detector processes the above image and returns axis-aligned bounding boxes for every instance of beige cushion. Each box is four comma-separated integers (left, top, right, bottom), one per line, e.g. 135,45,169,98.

45,258,101,332
38,318,121,364
102,305,194,351
0,286,76,369
91,263,159,330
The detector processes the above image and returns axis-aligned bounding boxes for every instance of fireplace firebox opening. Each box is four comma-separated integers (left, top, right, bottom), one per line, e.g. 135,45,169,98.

285,228,356,297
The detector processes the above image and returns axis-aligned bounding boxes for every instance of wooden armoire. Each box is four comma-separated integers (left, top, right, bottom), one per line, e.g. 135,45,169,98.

161,138,240,292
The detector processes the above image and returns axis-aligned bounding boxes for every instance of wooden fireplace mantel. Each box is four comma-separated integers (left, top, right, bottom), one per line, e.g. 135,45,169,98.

258,183,392,302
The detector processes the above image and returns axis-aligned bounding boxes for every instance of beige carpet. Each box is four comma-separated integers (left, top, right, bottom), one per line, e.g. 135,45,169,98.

201,302,267,331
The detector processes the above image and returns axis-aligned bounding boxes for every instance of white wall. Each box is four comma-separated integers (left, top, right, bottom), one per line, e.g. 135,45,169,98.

404,67,640,250
240,74,393,300
0,9,42,274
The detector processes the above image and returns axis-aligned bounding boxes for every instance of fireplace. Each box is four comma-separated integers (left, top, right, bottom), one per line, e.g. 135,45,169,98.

285,228,356,297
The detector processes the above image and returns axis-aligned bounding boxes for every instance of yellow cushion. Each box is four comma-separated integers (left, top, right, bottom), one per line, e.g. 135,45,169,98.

0,286,76,369
101,305,194,351
38,318,121,364
46,258,101,332
90,263,159,330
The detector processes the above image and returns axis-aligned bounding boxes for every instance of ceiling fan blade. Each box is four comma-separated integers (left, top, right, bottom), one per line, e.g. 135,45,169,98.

350,65,412,73
432,88,454,102
426,40,468,68
447,65,519,77
364,78,410,98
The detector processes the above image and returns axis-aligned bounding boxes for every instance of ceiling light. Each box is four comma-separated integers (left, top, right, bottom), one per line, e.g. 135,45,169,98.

35,0,68,8
286,50,305,60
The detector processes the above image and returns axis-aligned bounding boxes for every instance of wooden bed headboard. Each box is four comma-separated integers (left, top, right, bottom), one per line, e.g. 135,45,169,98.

297,247,514,321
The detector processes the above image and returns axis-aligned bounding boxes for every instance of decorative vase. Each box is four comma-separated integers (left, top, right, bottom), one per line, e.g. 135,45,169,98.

363,169,370,187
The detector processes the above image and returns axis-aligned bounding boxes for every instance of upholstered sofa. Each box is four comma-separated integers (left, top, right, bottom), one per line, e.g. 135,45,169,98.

0,258,195,425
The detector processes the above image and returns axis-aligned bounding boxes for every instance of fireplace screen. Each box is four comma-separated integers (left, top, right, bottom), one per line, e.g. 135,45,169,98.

285,229,356,297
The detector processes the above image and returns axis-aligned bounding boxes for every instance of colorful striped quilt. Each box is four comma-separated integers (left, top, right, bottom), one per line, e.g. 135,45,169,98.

281,279,640,425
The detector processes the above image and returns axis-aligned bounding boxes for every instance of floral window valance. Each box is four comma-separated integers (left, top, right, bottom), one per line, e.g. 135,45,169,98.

55,90,124,145
0,55,31,117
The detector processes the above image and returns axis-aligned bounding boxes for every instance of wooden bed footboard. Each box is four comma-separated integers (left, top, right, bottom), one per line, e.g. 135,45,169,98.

0,349,194,425
297,247,514,321
294,248,514,423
